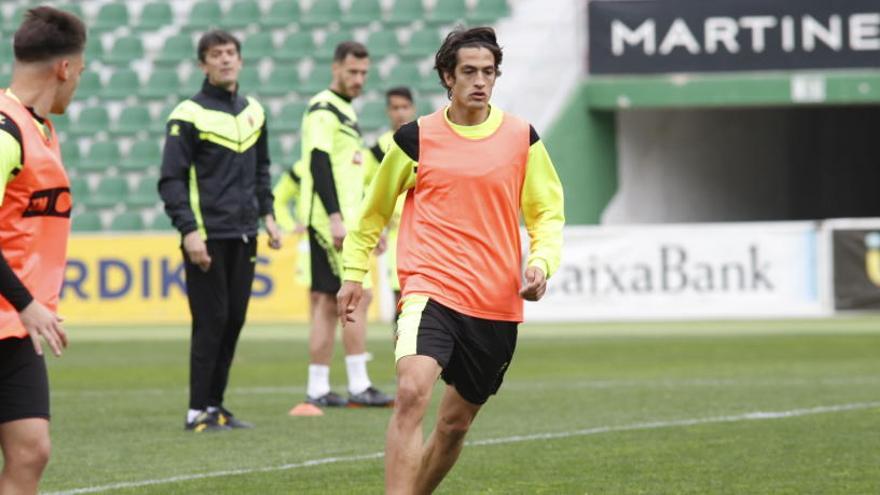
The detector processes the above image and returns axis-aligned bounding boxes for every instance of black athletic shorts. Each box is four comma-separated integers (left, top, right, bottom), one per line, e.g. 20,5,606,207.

395,296,518,405
308,226,341,294
0,337,50,424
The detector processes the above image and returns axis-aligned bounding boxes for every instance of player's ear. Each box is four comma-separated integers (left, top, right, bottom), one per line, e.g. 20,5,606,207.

442,70,455,91
55,58,71,82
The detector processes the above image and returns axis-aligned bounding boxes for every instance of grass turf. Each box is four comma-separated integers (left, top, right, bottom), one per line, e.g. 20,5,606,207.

38,318,880,494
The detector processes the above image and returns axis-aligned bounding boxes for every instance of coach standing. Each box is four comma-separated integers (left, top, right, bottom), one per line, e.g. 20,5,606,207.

159,30,281,432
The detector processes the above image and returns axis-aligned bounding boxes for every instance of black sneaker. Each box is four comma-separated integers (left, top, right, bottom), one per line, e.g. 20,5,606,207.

185,410,230,432
217,407,254,429
348,386,395,408
306,391,348,407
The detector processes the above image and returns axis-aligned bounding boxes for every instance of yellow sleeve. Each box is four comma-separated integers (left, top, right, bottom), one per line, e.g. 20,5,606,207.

302,109,337,154
0,129,23,206
521,140,565,278
272,169,300,233
362,145,380,188
342,141,417,282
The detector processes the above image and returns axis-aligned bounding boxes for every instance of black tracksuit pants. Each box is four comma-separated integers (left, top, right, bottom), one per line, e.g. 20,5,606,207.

184,238,256,410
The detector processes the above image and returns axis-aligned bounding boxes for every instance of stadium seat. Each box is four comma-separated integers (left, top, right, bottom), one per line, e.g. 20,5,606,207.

384,62,422,90
92,3,130,33
365,30,400,60
342,0,383,27
1,7,26,33
301,0,343,28
358,100,386,131
128,178,160,208
223,0,262,29
61,141,82,170
315,31,354,63
57,4,85,19
386,0,424,27
83,38,105,65
82,176,127,209
262,66,299,96
181,71,206,97
426,0,466,26
416,72,442,93
276,32,312,64
237,67,261,94
243,32,275,61
109,211,145,231
120,140,162,172
69,176,90,202
0,69,9,90
467,0,511,24
139,68,179,100
80,141,121,173
262,0,301,29
135,2,173,31
416,98,436,117
268,137,295,167
273,101,307,133
300,69,330,96
51,112,71,137
401,30,440,60
105,36,144,67
70,106,110,137
150,103,177,134
155,34,195,65
184,2,223,32
111,105,151,137
147,213,174,231
71,212,103,232
101,69,141,100
73,71,102,100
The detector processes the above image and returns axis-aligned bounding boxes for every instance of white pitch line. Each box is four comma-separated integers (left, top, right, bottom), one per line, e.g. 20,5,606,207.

44,401,880,495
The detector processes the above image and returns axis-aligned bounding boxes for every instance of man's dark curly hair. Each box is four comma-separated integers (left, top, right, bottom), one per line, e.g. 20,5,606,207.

433,26,503,99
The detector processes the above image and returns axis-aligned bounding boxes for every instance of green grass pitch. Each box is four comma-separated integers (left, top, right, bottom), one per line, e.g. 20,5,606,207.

37,318,880,494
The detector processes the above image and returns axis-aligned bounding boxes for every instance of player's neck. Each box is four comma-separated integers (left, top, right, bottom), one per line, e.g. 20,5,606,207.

446,101,489,127
9,73,54,118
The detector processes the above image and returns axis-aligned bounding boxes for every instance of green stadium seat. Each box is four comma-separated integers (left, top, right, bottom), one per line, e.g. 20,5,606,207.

105,36,144,67
300,69,330,96
301,0,343,28
416,98,436,117
315,31,354,63
0,69,9,90
181,71,206,97
121,140,162,172
467,0,510,24
69,177,90,202
268,137,295,167
185,2,223,32
83,38,104,65
276,32,312,64
386,0,424,27
0,38,14,68
139,68,179,100
82,176,127,209
365,30,400,60
426,0,466,26
342,0,383,27
80,141,121,173
136,3,173,31
155,34,194,65
2,7,27,33
109,211,145,231
111,106,151,136
274,101,307,133
57,4,85,19
50,112,71,137
243,32,275,61
72,212,103,232
73,71,102,100
101,69,141,100
92,3,130,33
417,74,442,93
150,103,178,135
128,178,160,208
358,100,386,131
262,0,302,29
223,0,262,29
237,67,261,94
70,106,110,137
262,66,299,96
147,213,174,231
61,141,82,170
384,62,421,90
401,30,440,60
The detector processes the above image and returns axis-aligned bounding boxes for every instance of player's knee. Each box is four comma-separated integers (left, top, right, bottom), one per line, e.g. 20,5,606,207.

436,412,473,441
8,436,51,475
394,378,431,417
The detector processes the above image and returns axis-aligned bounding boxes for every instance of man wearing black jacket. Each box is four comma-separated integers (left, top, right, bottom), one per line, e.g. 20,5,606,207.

158,30,281,432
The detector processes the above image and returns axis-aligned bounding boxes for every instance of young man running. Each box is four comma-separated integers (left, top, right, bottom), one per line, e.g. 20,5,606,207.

338,27,565,493
0,7,85,493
